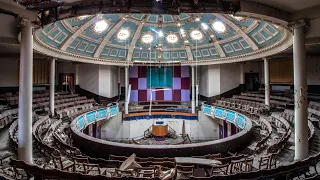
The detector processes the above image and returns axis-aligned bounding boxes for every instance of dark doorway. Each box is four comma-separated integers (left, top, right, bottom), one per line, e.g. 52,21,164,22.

245,73,260,91
59,73,75,93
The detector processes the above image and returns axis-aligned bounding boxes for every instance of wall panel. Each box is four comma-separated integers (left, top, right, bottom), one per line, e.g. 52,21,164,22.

269,59,293,84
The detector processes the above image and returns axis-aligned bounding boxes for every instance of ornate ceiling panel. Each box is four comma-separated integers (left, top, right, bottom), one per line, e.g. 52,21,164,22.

34,13,292,65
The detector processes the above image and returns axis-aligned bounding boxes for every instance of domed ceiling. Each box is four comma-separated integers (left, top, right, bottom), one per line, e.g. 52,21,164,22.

34,13,292,65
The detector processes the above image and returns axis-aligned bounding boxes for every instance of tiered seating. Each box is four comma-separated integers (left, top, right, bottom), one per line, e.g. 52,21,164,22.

241,92,293,103
268,113,292,154
213,98,268,117
279,109,315,140
0,108,18,129
233,95,288,108
308,101,320,126
247,117,273,152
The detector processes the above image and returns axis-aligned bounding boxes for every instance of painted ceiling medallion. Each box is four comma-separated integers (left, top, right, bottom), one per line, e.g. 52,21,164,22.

94,20,108,33
166,33,179,44
117,29,130,41
212,21,226,33
190,30,203,41
141,33,154,44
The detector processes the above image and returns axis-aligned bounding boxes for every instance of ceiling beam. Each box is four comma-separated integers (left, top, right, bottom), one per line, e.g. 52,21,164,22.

126,16,146,61
237,1,289,25
93,18,126,58
60,14,101,51
0,0,37,21
215,14,259,51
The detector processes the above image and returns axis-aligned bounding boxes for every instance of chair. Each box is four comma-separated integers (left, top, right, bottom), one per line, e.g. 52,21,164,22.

73,156,89,173
210,164,229,175
230,159,243,174
258,154,272,170
83,163,107,175
135,166,158,178
176,165,194,179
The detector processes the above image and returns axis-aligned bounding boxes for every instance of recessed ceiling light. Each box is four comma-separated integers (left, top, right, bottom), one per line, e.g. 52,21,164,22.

180,28,185,34
195,17,200,21
177,23,181,27
201,23,208,30
190,30,203,41
117,29,130,40
140,47,142,50
94,20,108,33
141,34,154,44
212,21,226,33
158,30,164,37
166,34,179,44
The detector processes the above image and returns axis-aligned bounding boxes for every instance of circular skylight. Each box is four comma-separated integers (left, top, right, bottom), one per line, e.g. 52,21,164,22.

190,30,203,41
94,20,108,33
117,29,130,40
212,21,226,33
141,34,154,44
166,34,179,44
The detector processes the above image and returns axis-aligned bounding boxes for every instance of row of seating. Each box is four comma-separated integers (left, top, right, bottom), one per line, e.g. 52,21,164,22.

56,103,94,119
280,109,315,140
6,92,76,106
34,96,87,109
0,108,18,129
250,117,273,152
212,99,268,117
233,95,287,108
268,114,292,154
241,92,293,103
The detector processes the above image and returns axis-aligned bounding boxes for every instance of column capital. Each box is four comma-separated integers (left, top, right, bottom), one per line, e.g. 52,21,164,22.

17,17,33,28
288,19,309,29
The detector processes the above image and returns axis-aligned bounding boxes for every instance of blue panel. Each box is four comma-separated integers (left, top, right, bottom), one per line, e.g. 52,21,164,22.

55,33,67,43
48,29,60,39
226,110,235,122
147,67,173,88
109,106,118,116
237,114,246,129
86,111,96,123
203,105,211,115
214,107,224,118
163,15,174,23
97,108,107,118
77,116,86,130
260,29,271,39
43,24,55,34
38,32,60,48
265,24,277,35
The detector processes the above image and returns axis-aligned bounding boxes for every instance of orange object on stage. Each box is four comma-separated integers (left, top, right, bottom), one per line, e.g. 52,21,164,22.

152,124,168,137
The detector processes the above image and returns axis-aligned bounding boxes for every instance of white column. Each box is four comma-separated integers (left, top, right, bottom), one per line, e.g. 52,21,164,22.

18,19,33,164
124,66,129,114
240,63,244,84
49,58,56,115
263,58,270,107
191,66,195,114
293,20,309,161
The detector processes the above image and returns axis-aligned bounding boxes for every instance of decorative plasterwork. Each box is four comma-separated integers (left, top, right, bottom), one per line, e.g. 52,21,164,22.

93,18,126,57
60,15,102,51
34,26,292,66
215,14,259,51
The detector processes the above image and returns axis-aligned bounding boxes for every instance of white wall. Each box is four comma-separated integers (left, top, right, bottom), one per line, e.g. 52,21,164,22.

199,63,241,97
0,58,18,87
220,63,240,94
99,65,118,98
78,63,99,95
78,63,119,98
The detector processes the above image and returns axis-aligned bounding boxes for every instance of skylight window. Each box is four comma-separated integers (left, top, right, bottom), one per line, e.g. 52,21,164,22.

94,20,108,33
212,21,226,33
